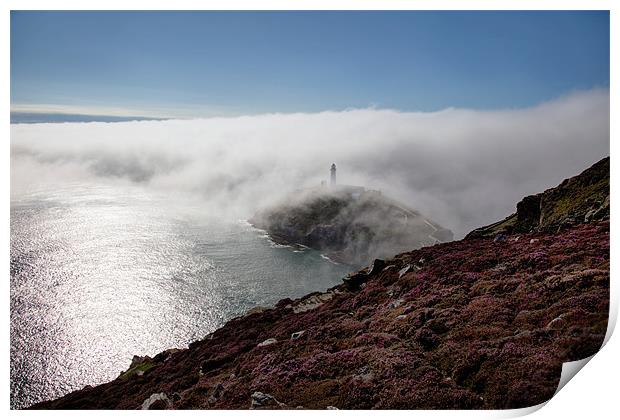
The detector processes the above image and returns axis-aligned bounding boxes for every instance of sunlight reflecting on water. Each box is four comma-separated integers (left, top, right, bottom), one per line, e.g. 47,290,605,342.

10,184,350,409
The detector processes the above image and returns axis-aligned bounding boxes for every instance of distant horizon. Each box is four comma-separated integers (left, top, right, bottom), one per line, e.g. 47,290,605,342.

10,86,611,124
10,111,167,124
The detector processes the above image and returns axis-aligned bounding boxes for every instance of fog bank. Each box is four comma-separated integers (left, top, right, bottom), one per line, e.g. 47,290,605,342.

10,89,609,238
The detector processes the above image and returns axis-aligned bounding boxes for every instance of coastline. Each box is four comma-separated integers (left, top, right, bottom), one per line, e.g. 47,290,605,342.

31,220,609,409
28,157,610,410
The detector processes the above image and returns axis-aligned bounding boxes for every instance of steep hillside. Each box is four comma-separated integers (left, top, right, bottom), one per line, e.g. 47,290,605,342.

32,158,609,410
466,157,609,239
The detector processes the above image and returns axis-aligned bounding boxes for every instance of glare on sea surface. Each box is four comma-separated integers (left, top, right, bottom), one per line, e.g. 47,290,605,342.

10,183,349,409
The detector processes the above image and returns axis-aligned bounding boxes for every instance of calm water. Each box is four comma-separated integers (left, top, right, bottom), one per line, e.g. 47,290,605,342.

10,183,350,409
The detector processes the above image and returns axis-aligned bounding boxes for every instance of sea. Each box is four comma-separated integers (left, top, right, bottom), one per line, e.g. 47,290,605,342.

10,182,351,409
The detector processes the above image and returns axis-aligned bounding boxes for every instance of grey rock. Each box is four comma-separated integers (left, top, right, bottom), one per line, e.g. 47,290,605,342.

288,291,337,313
141,393,172,410
250,391,286,409
389,298,405,309
398,264,412,279
257,338,278,347
291,330,305,340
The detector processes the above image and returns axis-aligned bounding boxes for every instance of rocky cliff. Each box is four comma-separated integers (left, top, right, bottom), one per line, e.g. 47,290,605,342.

250,188,453,267
466,157,609,239
32,158,609,410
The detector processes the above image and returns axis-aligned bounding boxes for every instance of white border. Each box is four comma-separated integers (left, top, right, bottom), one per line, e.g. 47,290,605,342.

3,1,616,419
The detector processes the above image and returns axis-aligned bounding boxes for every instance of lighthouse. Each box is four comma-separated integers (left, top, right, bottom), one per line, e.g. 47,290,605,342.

330,163,337,186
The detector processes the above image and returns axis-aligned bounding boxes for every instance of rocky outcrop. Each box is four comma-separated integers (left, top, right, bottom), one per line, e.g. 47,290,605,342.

466,157,609,239
31,159,609,410
342,258,386,290
251,188,453,267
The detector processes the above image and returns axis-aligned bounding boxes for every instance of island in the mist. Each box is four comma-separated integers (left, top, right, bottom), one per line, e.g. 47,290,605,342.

250,164,453,267
32,157,609,410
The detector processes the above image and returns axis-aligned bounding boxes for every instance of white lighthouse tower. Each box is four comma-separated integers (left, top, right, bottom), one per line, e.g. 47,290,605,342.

330,163,337,186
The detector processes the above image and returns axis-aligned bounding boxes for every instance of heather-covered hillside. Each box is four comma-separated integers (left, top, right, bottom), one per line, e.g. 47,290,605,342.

33,158,609,410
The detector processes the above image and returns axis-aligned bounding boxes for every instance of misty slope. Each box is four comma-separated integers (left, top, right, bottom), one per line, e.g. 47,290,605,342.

250,188,453,267
32,157,609,410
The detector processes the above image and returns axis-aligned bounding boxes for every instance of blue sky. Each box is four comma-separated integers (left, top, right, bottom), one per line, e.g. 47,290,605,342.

10,11,609,118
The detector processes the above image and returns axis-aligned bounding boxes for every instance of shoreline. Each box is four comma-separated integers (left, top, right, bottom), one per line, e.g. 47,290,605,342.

26,158,610,410
30,220,610,409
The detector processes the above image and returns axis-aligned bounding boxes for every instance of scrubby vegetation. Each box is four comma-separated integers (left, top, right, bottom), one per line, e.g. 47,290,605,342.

33,221,608,409
32,157,609,410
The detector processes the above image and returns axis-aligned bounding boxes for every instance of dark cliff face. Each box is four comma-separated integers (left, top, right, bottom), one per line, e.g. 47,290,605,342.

31,158,609,410
466,157,609,239
251,189,453,267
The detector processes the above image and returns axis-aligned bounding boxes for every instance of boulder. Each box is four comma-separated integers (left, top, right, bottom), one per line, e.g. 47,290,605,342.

291,330,305,340
288,291,337,313
516,195,541,231
250,391,286,409
343,259,385,290
367,259,386,276
398,264,412,279
141,393,172,410
257,338,278,347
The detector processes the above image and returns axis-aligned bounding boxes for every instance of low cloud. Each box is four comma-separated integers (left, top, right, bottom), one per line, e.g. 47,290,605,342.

10,89,609,238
